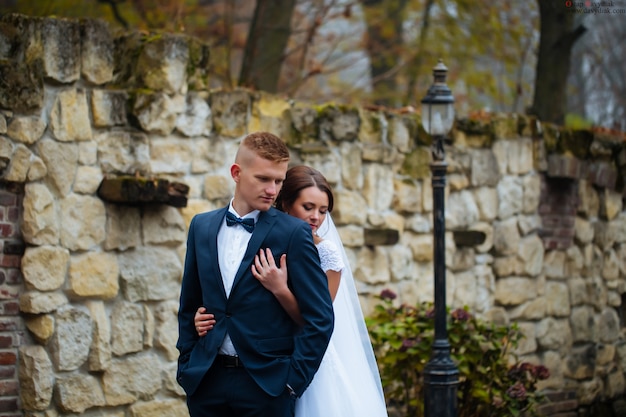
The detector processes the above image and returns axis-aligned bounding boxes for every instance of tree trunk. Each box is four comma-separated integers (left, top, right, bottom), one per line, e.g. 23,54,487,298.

531,0,586,124
238,0,296,93
361,0,408,106
404,0,435,105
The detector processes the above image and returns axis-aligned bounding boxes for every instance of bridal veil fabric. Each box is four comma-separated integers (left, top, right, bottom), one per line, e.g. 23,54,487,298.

295,214,388,417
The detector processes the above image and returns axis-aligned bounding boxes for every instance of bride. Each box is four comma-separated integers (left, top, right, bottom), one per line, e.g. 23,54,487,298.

195,165,388,417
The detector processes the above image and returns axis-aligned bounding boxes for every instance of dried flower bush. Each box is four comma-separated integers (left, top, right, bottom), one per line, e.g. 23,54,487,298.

367,290,549,417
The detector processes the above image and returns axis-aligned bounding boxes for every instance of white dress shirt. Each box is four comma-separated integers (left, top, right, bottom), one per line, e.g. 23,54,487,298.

217,201,259,356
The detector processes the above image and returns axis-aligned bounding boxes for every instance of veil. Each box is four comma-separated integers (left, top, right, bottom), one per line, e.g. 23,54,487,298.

317,213,386,406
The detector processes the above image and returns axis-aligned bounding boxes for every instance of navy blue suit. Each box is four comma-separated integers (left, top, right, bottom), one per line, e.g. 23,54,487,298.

176,206,334,404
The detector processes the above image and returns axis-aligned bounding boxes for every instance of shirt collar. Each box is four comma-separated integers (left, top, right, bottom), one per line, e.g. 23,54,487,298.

228,199,260,222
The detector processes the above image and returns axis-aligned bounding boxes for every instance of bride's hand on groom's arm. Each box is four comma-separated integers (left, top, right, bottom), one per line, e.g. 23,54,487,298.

252,249,304,326
252,248,288,294
194,306,215,337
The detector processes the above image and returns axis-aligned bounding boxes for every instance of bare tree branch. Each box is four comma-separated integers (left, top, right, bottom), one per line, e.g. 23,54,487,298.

97,0,129,29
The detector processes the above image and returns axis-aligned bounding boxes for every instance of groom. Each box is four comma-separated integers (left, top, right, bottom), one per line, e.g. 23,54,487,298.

176,131,334,417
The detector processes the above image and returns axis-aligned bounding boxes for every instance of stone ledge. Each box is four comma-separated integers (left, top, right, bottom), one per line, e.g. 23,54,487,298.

363,228,399,246
97,176,189,207
588,161,617,189
547,154,584,179
452,230,486,247
536,390,578,417
546,154,621,192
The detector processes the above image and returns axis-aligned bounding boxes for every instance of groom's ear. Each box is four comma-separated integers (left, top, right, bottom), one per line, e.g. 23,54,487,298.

231,163,241,183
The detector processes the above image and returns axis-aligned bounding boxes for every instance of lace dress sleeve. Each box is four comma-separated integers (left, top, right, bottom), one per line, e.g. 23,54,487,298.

316,239,345,273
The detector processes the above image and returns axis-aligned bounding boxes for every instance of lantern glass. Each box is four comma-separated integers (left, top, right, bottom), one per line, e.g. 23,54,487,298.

421,101,454,136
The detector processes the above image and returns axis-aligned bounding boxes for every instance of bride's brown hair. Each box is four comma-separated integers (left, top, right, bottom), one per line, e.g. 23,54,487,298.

275,166,334,213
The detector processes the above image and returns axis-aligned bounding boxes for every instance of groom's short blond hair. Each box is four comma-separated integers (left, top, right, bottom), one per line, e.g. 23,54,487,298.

237,132,290,164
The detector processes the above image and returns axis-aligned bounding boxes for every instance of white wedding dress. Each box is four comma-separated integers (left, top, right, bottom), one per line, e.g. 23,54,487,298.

296,215,388,417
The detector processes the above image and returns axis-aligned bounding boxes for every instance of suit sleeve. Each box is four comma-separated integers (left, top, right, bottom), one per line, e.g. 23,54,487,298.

285,221,335,396
177,216,203,360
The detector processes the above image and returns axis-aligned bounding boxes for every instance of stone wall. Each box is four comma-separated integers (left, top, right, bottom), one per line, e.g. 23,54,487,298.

1,13,625,417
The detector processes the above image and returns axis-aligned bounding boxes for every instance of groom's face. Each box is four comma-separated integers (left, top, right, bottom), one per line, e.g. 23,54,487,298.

231,151,288,215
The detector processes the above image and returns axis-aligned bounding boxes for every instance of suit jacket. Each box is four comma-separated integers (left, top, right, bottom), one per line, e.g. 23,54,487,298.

176,206,334,398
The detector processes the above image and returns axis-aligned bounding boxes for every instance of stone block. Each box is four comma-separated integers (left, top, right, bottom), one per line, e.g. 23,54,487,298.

447,190,480,229
41,17,81,83
176,92,212,137
111,301,144,356
50,87,92,142
318,105,359,142
18,345,53,411
0,60,44,112
129,398,189,417
80,18,114,84
399,146,431,180
547,154,584,179
495,276,536,306
118,247,182,302
354,246,390,285
388,114,417,153
55,374,105,413
136,33,189,94
210,89,250,138
536,317,572,352
559,128,592,158
102,354,162,406
6,116,46,145
392,179,422,213
60,194,106,251
249,92,293,141
50,306,92,371
142,206,186,245
497,175,523,219
357,108,384,145
564,344,596,380
24,314,55,345
599,189,623,221
289,103,319,145
91,89,128,127
491,113,519,140
22,246,69,292
19,291,68,314
570,306,596,343
588,161,617,190
187,36,210,90
68,252,119,299
470,149,506,187
133,92,179,135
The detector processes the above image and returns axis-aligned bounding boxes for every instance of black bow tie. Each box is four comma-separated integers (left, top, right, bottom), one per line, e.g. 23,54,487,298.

226,211,255,233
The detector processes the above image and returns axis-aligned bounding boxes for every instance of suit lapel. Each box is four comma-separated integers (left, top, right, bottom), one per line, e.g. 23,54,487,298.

208,207,228,299
230,208,278,295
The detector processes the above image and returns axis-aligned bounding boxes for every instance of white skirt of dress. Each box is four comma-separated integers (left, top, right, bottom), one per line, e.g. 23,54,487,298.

295,341,388,417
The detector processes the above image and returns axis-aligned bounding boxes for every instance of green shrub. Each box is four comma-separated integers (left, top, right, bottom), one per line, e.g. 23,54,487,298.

366,289,549,417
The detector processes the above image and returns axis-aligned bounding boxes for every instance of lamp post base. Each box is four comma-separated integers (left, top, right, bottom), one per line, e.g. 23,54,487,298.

424,341,459,417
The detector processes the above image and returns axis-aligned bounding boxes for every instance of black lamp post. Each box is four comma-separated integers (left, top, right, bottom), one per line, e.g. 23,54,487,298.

420,60,459,417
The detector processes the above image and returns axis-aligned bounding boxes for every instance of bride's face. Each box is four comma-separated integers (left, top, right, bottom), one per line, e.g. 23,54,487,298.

286,186,329,235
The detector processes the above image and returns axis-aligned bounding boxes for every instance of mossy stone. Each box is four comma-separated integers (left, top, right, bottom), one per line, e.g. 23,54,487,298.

561,129,592,159
400,146,431,180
